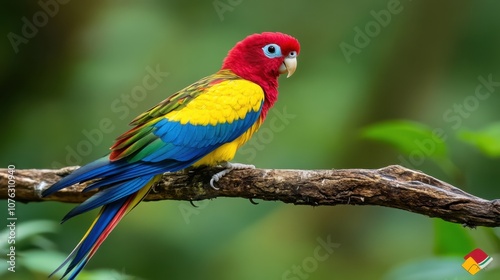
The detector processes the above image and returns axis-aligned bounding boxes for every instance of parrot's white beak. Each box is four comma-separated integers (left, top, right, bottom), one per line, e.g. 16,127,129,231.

279,52,298,78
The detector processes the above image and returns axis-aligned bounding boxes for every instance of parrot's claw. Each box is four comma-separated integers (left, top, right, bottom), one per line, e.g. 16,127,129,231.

189,201,198,208
210,162,255,190
249,198,259,205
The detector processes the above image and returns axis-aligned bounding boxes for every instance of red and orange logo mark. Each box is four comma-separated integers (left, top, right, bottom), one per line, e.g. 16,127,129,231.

462,248,493,275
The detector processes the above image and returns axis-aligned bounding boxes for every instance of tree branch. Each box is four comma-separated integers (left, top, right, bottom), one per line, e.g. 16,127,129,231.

1,165,499,227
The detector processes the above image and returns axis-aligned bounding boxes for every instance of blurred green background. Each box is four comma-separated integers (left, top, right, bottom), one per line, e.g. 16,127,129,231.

1,0,500,279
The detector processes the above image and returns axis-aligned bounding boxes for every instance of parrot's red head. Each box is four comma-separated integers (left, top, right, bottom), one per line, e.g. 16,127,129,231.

222,32,300,117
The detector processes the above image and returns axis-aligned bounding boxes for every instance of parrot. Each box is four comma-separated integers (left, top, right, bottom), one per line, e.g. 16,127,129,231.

42,32,300,279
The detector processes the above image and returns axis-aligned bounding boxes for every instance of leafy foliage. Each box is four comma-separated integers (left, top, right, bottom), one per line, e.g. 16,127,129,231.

459,122,500,157
433,220,475,256
0,220,132,279
362,120,447,158
361,120,458,175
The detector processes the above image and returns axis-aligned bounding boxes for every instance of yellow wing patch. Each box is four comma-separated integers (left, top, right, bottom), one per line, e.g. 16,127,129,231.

164,79,264,125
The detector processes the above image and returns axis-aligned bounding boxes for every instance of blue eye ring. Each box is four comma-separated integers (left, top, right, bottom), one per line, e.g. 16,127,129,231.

262,44,282,58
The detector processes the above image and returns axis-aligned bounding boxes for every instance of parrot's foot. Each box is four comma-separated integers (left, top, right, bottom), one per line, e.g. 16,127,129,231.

249,198,259,205
189,201,198,208
35,181,48,198
210,162,255,190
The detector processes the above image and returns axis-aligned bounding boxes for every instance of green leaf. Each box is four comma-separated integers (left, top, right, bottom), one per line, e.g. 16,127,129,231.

0,261,8,276
78,269,139,280
0,220,58,245
0,220,59,255
433,219,475,256
20,250,68,275
21,250,139,280
362,120,448,159
459,122,500,157
384,257,472,280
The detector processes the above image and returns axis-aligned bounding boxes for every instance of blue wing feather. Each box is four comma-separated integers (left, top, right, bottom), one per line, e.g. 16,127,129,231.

42,157,111,196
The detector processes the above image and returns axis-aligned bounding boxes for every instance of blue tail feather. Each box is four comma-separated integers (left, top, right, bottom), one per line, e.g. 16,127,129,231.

70,203,122,272
61,176,151,222
64,199,125,279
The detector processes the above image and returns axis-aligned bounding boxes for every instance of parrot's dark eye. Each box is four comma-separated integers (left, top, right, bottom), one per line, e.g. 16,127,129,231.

262,43,282,58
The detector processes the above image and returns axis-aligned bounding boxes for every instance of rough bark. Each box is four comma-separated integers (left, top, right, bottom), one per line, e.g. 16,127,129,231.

1,165,499,227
